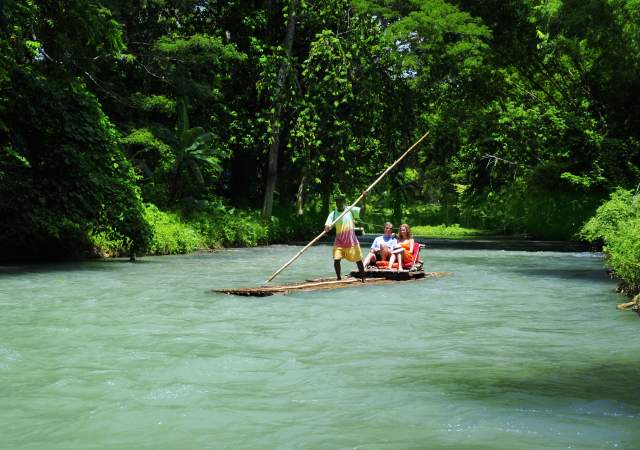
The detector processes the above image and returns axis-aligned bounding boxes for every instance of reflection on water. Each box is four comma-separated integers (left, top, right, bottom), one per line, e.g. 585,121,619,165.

1,247,638,449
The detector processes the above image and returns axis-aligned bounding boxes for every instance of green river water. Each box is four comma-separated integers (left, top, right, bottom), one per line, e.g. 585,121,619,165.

1,246,639,449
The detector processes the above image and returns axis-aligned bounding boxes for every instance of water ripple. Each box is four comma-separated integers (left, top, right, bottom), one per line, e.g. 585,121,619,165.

0,248,638,449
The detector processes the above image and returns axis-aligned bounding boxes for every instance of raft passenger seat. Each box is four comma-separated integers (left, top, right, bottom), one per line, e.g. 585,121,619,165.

375,242,424,271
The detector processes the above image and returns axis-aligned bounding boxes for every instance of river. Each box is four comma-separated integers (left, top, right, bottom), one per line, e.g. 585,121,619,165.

1,246,638,449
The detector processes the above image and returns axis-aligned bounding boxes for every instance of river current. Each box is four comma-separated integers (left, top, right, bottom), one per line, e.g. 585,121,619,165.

1,246,639,449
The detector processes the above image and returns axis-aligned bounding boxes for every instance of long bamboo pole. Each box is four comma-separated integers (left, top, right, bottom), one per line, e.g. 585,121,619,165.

264,130,430,284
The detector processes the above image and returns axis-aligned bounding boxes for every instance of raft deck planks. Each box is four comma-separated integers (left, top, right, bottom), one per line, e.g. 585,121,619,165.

213,271,452,297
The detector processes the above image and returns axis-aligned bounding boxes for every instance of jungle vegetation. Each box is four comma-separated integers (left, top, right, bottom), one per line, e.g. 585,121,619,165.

1,1,639,277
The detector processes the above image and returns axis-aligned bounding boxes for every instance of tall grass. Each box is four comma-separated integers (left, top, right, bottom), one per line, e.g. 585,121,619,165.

411,224,489,238
187,207,269,248
144,204,205,254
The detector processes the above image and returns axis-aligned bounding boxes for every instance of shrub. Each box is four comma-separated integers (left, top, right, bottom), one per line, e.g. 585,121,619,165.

579,188,637,243
580,188,640,289
411,224,488,238
90,202,271,256
144,204,205,254
185,202,269,247
606,217,640,287
88,228,128,257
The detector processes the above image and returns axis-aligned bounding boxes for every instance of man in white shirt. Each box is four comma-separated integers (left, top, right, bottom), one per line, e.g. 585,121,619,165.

363,222,397,267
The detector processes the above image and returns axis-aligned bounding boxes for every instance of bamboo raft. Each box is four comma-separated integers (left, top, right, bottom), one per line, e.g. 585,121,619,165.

213,271,452,297
221,132,439,298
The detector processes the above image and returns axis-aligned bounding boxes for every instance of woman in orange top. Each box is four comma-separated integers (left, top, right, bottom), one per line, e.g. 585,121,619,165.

389,223,414,271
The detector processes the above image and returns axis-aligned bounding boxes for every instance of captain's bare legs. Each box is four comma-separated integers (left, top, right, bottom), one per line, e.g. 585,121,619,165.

334,259,341,280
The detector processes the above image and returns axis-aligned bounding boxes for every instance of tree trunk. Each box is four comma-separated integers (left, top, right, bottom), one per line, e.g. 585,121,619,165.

296,174,306,215
262,0,297,218
322,185,331,217
392,196,403,227
170,98,189,203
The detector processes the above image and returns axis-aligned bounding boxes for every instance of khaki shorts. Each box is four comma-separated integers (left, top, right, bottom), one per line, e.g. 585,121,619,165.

333,244,363,262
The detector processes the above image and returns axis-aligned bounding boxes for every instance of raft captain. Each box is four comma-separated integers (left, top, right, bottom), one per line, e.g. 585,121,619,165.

324,192,367,282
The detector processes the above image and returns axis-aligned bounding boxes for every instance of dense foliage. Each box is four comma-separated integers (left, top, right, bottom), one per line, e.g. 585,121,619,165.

580,188,640,290
1,1,639,263
0,0,150,259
